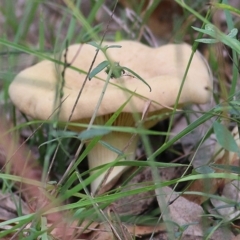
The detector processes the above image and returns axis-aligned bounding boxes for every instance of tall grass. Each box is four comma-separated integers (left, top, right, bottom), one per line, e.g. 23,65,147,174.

0,0,240,239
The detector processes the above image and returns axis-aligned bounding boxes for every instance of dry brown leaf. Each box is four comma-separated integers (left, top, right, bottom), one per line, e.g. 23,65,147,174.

49,219,99,239
162,187,234,239
79,220,100,234
87,222,133,240
211,180,240,221
112,167,155,216
183,158,228,205
85,187,235,239
170,103,216,168
0,191,29,221
112,165,186,216
231,235,240,240
0,118,69,236
0,119,43,203
88,221,165,240
127,223,165,235
183,177,222,205
214,126,240,166
163,187,205,237
184,143,238,205
88,223,113,240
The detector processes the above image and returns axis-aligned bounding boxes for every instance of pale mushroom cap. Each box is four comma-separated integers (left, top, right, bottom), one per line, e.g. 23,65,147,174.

9,41,212,122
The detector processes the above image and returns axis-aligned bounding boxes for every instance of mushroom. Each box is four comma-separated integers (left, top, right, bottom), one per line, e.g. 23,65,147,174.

9,41,212,193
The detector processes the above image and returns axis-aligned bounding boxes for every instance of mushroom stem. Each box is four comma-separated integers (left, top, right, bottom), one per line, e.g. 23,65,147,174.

86,131,139,193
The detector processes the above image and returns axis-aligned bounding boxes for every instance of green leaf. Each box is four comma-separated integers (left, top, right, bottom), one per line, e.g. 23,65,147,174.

51,130,77,138
81,25,102,42
106,62,125,78
78,128,111,140
228,28,238,38
205,23,215,32
72,96,135,170
192,25,240,54
212,164,240,174
213,121,240,154
195,165,215,174
87,41,101,49
0,38,87,76
87,42,122,51
99,140,124,155
228,101,240,116
195,38,219,44
105,45,122,49
192,25,215,36
211,3,240,17
122,66,152,92
89,60,109,80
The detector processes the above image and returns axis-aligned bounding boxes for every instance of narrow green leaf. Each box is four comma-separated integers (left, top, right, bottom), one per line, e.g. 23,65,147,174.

0,38,87,75
195,38,219,44
211,3,240,17
212,164,240,174
205,23,215,31
192,26,215,36
40,217,48,240
213,121,240,154
71,96,134,172
105,45,122,49
228,28,238,38
52,130,77,138
78,128,111,140
192,25,240,54
222,38,240,53
99,140,124,155
80,25,102,42
89,60,109,80
88,42,122,50
122,66,152,92
84,0,104,25
195,165,215,174
87,41,101,49
193,24,221,39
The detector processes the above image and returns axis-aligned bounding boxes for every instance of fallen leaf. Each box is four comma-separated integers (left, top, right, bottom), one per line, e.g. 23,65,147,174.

162,187,234,239
231,234,240,240
211,180,240,221
113,167,155,215
127,223,165,235
163,187,205,237
88,223,113,240
0,191,29,221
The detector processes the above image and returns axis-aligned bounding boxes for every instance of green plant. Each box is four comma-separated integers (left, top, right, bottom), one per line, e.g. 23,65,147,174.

1,0,240,239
